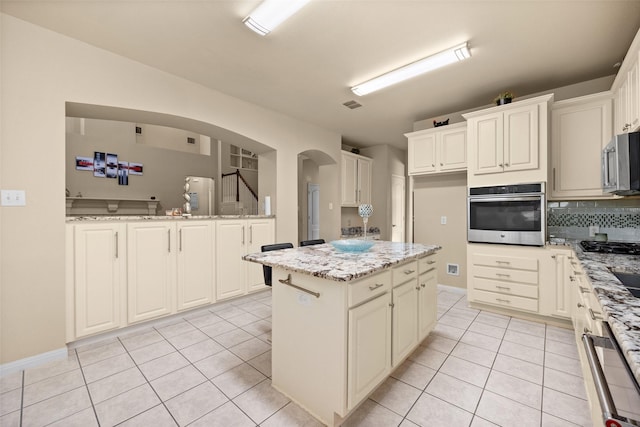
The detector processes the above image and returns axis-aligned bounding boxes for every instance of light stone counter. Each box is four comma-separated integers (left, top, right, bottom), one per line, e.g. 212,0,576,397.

66,214,275,222
551,239,640,385
243,241,441,282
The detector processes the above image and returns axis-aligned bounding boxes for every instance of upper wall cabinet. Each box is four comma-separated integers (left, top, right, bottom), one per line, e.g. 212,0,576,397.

463,94,553,187
341,151,372,207
550,92,613,200
614,50,640,134
406,122,467,176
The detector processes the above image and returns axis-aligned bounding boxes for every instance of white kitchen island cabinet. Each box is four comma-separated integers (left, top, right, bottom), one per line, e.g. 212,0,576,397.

244,241,439,426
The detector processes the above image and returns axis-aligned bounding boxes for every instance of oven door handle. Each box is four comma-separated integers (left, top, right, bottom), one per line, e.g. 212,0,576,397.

468,196,542,203
583,333,618,423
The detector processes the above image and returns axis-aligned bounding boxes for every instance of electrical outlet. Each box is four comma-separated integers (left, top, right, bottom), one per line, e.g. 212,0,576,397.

440,216,447,225
589,225,600,237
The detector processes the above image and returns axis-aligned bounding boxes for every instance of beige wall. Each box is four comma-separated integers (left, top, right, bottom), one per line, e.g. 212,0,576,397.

0,13,341,364
66,118,218,213
413,173,467,288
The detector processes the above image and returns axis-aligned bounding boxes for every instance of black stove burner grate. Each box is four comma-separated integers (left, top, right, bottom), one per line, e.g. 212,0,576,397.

580,240,640,255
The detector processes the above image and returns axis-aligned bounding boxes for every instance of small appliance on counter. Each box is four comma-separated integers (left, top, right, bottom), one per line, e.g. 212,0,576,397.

602,130,640,196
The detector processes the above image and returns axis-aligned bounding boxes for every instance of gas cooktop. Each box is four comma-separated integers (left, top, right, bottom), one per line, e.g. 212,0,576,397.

580,240,640,255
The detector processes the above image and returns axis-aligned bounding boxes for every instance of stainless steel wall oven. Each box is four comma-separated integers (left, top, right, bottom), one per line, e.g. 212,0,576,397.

467,183,545,246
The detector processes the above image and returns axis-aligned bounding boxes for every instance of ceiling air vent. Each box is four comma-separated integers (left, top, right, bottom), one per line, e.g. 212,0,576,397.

343,100,362,110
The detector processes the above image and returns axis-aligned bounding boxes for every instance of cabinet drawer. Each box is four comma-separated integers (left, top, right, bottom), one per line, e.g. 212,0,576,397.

349,271,392,308
474,289,538,312
473,254,538,271
392,261,418,286
418,255,437,274
473,277,538,299
473,265,538,285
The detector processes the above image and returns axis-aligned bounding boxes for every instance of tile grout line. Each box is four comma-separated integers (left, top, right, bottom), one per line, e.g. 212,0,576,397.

75,347,103,427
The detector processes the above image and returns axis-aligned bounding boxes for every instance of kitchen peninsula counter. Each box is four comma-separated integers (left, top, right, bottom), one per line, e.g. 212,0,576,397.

66,214,275,222
244,241,440,426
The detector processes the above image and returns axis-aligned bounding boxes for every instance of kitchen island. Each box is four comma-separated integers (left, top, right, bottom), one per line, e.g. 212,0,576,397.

243,241,440,426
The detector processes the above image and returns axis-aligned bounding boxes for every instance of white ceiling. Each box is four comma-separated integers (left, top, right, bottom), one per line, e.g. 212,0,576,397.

3,0,640,149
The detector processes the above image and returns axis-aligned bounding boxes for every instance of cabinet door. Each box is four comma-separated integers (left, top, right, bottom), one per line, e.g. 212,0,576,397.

216,220,246,300
439,127,467,171
357,158,372,205
550,95,612,199
408,133,437,174
246,219,275,292
348,292,392,409
391,280,418,367
177,221,215,311
504,104,539,172
418,269,437,341
127,222,176,323
341,153,358,206
628,58,639,131
616,80,629,134
74,223,125,337
470,112,504,175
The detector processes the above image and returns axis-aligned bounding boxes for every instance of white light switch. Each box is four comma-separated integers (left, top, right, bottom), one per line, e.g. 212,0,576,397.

1,190,26,206
440,216,447,225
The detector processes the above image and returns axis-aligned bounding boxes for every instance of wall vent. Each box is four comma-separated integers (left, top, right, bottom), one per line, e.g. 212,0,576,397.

135,126,142,134
343,100,362,109
447,263,460,276
187,137,196,144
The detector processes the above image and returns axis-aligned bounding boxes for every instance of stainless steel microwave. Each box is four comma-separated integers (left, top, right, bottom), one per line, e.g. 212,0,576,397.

602,131,640,196
467,183,545,246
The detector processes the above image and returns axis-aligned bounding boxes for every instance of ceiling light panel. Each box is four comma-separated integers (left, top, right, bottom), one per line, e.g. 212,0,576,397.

351,42,471,96
243,0,312,36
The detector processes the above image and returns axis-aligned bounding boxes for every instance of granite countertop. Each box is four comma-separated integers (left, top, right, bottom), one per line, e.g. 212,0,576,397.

243,241,440,282
552,239,640,385
66,214,275,222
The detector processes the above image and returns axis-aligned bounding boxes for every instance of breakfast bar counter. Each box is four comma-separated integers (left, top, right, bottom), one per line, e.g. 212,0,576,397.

244,241,440,426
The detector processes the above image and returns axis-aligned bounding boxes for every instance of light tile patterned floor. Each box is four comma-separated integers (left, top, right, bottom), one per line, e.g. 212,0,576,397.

0,287,593,426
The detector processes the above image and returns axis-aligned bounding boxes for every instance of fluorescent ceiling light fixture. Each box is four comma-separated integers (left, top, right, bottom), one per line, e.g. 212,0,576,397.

351,42,471,96
243,0,312,36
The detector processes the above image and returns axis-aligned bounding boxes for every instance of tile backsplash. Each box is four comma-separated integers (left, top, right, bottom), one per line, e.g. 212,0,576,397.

547,199,640,242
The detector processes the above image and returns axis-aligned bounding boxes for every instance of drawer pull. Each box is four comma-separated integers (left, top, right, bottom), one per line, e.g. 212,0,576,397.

495,285,511,291
569,276,576,282
415,285,421,290
495,273,510,278
577,302,585,308
496,298,511,303
589,308,602,320
420,283,426,288
426,260,436,265
279,274,320,298
579,286,590,294
583,327,592,334
495,260,511,265
369,283,384,291
404,269,416,275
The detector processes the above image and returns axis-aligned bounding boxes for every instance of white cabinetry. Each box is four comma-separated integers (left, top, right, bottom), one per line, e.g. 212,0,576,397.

71,223,126,338
614,50,640,134
550,93,613,199
464,94,553,186
406,122,467,175
391,261,419,366
127,222,176,323
176,221,215,311
341,151,372,206
544,248,573,320
417,254,437,340
216,218,275,300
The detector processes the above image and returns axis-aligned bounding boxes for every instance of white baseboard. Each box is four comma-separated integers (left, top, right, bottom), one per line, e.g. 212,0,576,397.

437,284,467,294
0,347,68,377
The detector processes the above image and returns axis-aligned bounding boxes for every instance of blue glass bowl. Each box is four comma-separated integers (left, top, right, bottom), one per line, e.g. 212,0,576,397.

330,239,375,253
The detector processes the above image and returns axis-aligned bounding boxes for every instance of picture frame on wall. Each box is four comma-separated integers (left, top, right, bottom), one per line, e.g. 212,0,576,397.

118,161,129,186
129,162,143,176
93,152,106,178
106,153,118,178
75,156,93,171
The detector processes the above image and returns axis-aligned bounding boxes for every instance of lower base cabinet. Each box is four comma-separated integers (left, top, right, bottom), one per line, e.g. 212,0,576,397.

67,217,273,342
272,254,438,426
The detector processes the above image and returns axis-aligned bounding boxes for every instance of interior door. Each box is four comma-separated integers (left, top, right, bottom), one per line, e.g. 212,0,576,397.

307,183,320,240
391,175,405,242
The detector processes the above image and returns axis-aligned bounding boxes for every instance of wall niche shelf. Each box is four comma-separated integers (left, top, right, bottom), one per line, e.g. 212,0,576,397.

66,197,159,216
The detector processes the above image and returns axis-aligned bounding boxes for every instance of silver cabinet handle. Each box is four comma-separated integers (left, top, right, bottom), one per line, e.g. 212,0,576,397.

179,229,183,252
553,168,557,191
496,273,510,278
279,274,320,298
115,231,119,258
496,285,511,290
369,283,384,291
168,229,171,252
242,226,245,244
495,260,510,265
415,285,421,290
249,225,253,244
589,308,602,320
404,269,415,275
579,286,590,293
569,276,576,281
496,298,510,303
421,283,426,288
426,260,436,265
504,163,509,167
577,302,585,308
